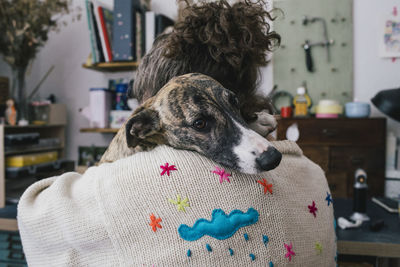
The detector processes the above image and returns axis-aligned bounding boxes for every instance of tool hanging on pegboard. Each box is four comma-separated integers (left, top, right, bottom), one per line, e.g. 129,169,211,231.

302,16,334,72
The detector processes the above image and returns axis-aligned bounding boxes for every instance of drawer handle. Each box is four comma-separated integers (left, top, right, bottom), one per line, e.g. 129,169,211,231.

322,129,337,137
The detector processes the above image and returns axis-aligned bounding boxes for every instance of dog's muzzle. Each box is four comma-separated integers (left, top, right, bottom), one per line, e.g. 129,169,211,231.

255,147,282,171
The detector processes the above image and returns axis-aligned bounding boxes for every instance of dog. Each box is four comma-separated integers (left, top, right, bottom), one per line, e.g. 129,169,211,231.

100,73,282,174
130,0,281,138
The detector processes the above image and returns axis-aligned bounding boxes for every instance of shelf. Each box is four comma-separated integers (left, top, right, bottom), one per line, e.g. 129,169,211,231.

82,61,139,72
5,124,65,129
5,146,64,156
80,128,119,133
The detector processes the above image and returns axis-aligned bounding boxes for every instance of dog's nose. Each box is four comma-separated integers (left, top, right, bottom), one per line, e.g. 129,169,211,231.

256,147,282,171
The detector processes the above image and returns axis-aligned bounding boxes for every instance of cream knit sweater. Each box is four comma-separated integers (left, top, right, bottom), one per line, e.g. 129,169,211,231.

18,141,336,266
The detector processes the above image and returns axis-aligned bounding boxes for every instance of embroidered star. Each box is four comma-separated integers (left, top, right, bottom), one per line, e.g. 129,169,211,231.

284,243,295,262
160,162,177,176
257,178,273,194
325,192,333,206
168,194,190,212
212,167,231,183
315,242,323,255
308,201,318,217
149,214,162,232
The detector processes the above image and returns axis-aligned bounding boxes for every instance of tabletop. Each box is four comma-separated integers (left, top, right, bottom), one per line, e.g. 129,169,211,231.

334,198,400,257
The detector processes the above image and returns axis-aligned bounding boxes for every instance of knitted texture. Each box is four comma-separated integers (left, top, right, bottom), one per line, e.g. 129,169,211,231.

18,141,336,266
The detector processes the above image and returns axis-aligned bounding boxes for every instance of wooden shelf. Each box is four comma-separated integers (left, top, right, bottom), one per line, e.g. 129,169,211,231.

80,128,119,133
5,124,65,129
82,61,139,72
5,146,64,156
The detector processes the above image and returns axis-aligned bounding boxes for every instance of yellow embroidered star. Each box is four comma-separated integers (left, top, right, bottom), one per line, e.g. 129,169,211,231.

315,242,323,255
168,195,190,212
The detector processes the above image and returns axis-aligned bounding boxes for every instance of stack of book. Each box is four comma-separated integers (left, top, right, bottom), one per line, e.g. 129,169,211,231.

85,0,174,64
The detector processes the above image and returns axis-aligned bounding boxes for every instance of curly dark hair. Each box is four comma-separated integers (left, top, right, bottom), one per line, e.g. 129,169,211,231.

131,0,280,122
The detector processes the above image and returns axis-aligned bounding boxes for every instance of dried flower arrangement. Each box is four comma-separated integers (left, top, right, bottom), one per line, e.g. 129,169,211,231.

0,0,80,121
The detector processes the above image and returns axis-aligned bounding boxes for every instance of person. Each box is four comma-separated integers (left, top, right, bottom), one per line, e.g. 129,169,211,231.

18,140,336,266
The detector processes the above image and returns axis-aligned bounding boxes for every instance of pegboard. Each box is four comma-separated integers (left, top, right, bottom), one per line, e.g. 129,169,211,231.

272,0,353,108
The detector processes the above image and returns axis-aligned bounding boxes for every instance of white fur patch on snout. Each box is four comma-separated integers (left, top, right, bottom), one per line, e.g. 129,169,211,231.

232,119,274,174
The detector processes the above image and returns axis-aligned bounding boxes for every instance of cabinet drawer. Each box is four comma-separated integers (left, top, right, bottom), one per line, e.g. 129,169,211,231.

301,145,329,172
330,147,385,171
326,172,347,198
277,118,385,146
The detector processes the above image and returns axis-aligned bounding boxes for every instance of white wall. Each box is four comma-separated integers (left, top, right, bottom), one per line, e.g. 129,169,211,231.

353,0,400,136
0,0,399,161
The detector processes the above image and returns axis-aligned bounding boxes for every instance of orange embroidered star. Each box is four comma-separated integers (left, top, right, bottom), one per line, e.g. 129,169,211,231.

257,179,273,194
149,214,162,232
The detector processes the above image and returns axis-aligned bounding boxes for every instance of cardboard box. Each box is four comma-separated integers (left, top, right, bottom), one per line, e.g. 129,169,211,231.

48,104,67,125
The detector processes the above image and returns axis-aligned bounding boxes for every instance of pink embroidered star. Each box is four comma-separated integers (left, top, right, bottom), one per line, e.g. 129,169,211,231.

308,200,318,217
160,163,177,176
212,167,231,184
284,243,295,261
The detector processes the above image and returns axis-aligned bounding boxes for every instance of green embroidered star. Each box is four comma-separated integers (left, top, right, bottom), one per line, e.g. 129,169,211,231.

168,195,190,212
315,242,323,255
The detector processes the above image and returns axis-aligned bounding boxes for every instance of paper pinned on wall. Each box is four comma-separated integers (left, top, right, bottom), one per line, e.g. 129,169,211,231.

379,13,400,58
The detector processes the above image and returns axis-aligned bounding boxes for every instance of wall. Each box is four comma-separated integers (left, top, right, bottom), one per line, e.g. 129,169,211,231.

353,0,400,136
0,0,399,161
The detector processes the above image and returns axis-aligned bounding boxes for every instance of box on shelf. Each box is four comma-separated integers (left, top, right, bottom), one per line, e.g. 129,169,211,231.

48,104,67,125
110,110,131,128
6,151,58,168
4,133,40,147
30,103,67,125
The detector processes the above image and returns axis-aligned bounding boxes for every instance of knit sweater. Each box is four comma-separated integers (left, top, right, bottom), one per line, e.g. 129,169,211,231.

18,141,336,266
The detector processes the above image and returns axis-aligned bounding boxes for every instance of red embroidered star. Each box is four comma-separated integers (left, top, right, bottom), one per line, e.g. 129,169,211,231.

284,243,295,261
149,214,162,232
160,162,177,176
212,167,231,183
308,200,318,217
257,179,273,194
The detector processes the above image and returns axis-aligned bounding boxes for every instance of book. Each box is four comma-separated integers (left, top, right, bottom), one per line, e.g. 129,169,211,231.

136,12,142,61
145,11,155,54
155,14,174,36
113,0,136,61
92,0,113,62
89,1,104,62
98,6,113,61
85,0,99,63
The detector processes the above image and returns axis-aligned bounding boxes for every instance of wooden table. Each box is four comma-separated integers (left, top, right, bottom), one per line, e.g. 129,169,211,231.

335,198,400,258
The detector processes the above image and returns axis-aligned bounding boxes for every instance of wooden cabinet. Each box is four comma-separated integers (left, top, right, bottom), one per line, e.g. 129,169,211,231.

0,124,71,227
277,118,386,198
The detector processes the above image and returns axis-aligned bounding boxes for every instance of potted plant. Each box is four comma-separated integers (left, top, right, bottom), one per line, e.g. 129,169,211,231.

0,0,79,123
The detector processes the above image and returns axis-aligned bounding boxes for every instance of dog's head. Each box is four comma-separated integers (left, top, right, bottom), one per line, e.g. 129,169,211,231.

126,73,282,174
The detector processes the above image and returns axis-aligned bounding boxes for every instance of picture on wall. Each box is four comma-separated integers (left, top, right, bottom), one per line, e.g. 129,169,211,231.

379,14,400,58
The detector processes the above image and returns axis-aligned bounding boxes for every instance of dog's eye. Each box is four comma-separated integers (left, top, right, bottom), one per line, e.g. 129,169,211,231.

193,118,207,130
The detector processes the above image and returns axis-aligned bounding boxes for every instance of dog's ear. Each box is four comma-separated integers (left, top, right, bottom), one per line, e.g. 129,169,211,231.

125,108,161,148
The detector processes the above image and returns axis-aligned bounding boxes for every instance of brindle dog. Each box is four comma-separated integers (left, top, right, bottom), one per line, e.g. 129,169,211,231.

100,73,281,174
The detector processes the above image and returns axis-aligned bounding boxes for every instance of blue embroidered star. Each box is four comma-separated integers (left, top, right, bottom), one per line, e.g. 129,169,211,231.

325,192,333,206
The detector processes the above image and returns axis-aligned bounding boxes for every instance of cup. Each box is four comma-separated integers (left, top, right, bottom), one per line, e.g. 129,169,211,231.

281,106,292,118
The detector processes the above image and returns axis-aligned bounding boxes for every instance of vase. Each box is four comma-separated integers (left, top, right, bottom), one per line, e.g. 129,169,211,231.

11,66,29,123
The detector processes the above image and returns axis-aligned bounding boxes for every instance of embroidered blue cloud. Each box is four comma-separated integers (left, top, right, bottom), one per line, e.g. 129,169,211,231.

178,207,259,241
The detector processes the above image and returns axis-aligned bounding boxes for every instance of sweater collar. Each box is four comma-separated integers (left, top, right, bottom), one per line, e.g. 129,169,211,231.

270,140,303,156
